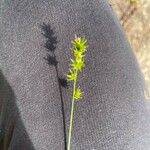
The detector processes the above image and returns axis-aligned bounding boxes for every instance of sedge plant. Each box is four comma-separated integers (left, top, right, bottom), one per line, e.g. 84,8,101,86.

66,35,88,150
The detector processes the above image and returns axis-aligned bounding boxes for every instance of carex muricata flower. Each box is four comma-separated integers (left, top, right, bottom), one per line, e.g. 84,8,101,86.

66,35,88,150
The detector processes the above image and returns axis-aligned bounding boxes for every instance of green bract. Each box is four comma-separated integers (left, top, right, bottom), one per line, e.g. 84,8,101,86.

71,35,87,53
74,87,83,100
72,49,84,59
70,59,85,71
67,69,76,81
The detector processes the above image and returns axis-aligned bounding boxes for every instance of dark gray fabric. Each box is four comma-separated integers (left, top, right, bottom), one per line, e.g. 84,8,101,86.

0,0,150,149
0,71,35,150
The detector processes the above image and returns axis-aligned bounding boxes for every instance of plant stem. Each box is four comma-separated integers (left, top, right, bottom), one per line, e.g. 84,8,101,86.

67,69,78,150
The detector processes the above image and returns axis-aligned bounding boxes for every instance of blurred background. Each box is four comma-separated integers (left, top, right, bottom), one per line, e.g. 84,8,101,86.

109,0,150,99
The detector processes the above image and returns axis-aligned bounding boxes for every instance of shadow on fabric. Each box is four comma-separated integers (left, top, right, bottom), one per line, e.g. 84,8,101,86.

40,22,68,88
0,70,35,150
40,22,68,150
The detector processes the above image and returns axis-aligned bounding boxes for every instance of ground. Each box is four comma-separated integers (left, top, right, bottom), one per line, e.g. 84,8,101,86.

110,0,150,99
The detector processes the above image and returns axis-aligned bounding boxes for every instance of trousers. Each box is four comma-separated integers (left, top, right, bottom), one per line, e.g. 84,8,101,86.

0,0,150,149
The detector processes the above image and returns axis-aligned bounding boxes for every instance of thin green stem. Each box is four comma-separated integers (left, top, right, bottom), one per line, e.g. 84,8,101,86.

67,69,78,150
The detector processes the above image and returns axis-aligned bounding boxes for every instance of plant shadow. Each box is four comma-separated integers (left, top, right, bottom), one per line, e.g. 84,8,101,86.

40,22,68,150
40,22,68,88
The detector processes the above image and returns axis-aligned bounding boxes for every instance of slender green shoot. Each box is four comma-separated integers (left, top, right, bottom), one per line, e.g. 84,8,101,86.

66,35,88,150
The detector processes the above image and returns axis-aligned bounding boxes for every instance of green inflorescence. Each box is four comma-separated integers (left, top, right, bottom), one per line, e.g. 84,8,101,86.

66,35,88,150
